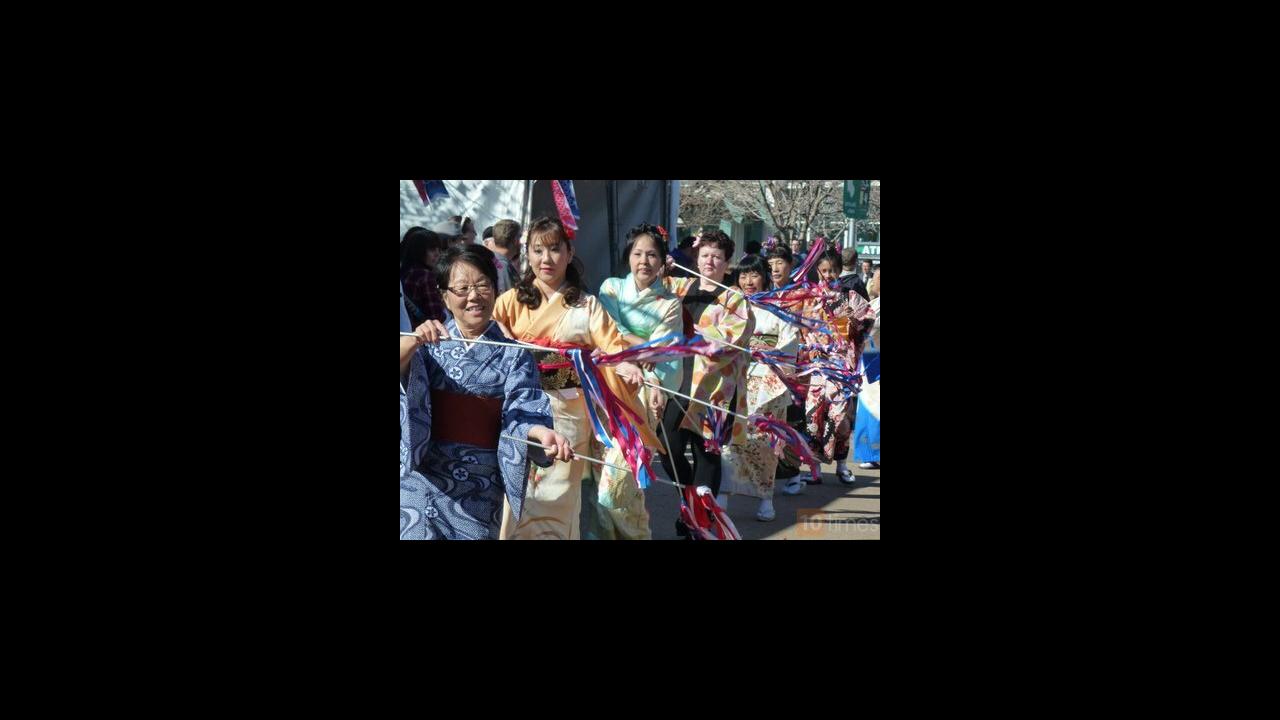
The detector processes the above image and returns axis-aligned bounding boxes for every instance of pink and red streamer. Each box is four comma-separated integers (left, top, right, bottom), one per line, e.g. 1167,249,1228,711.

566,348,657,490
678,485,741,540
789,237,828,283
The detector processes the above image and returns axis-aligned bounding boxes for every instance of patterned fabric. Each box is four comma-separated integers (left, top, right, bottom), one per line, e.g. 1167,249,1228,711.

533,350,581,390
421,442,505,539
400,318,554,539
663,277,755,446
400,380,419,478
581,432,652,540
598,274,683,398
802,327,858,463
822,286,874,343
551,180,580,237
722,382,790,498
401,382,474,540
742,309,801,411
805,380,852,463
722,308,802,496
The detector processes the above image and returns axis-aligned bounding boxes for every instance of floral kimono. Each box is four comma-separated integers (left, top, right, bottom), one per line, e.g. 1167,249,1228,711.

722,309,800,498
663,277,754,447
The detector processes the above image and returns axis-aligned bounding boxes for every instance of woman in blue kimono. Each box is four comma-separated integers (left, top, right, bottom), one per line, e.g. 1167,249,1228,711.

400,244,572,540
598,224,684,423
590,223,683,540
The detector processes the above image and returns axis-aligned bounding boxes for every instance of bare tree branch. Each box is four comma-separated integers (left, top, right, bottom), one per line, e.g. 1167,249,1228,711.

679,180,878,246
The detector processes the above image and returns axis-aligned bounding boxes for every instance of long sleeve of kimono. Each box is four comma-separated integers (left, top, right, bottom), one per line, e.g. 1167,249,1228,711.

587,299,662,449
679,289,755,440
503,350,554,468
777,316,801,358
597,279,627,334
698,290,754,351
405,348,435,470
663,276,695,297
400,383,416,479
499,347,554,523
587,297,632,355
401,385,433,540
491,289,519,332
652,297,683,394
400,280,412,333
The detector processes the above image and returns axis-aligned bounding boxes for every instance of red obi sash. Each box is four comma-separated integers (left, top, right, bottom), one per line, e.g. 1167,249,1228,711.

430,389,503,449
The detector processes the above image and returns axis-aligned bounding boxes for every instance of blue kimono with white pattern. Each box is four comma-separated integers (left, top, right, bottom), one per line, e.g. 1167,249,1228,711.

400,319,553,540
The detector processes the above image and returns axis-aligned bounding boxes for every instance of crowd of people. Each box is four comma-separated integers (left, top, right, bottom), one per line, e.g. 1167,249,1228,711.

400,216,879,540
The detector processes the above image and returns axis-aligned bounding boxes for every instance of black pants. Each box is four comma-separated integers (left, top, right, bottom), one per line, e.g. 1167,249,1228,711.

658,398,725,496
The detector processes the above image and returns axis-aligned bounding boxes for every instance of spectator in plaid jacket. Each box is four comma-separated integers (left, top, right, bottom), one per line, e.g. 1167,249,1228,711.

400,227,447,324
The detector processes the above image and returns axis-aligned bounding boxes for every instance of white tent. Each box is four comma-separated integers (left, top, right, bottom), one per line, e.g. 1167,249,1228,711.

399,180,531,242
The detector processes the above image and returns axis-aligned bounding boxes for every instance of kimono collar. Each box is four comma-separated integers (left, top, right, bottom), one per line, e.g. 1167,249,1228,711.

628,273,672,301
445,317,499,343
535,279,566,307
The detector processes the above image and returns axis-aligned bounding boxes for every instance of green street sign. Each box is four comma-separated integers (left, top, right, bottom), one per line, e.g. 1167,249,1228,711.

844,180,871,220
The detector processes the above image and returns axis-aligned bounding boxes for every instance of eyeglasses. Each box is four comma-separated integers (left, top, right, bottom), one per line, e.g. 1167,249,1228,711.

446,282,493,297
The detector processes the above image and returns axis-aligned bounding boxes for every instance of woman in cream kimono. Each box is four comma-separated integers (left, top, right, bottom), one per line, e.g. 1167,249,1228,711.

490,217,657,540
718,254,801,522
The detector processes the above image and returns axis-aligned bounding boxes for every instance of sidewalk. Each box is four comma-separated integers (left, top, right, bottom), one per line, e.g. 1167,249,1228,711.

640,460,880,540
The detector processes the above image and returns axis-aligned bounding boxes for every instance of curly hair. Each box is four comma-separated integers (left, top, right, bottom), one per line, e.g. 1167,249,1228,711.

693,229,734,259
